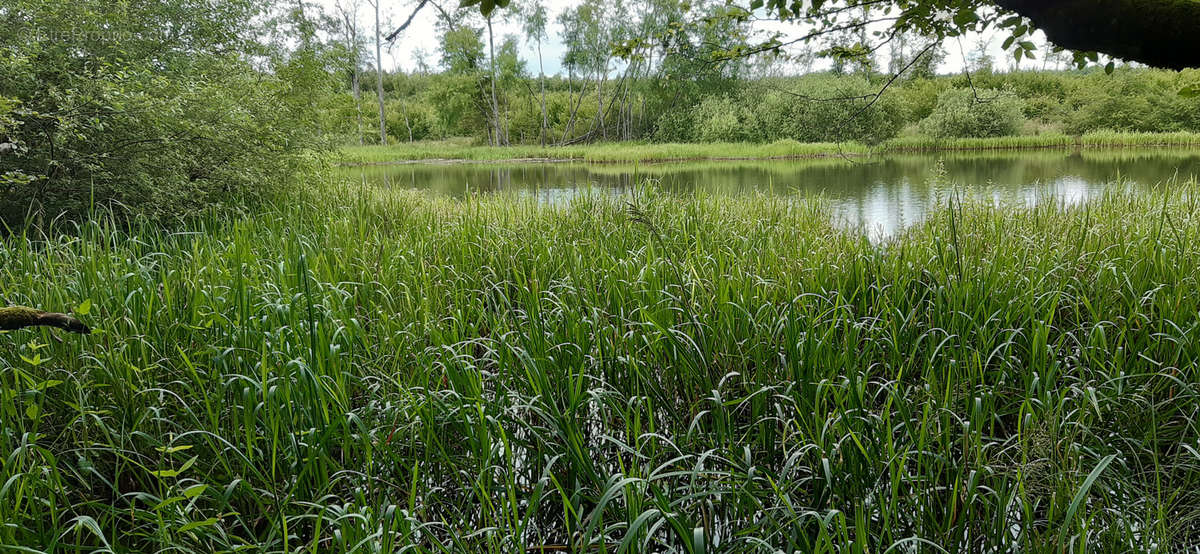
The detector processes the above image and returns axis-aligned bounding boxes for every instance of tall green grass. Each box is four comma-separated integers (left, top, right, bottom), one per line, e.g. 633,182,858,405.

882,133,1078,151
3,182,1200,551
340,139,872,165
1081,130,1200,148
340,132,1200,165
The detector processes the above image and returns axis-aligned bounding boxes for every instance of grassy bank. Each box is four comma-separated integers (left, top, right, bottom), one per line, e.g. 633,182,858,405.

4,184,1200,551
340,131,1200,165
339,138,871,164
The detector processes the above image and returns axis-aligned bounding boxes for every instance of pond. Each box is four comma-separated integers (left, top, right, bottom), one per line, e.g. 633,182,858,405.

339,148,1200,238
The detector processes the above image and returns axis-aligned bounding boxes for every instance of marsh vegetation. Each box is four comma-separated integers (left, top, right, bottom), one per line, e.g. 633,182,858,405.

5,184,1200,550
6,0,1200,551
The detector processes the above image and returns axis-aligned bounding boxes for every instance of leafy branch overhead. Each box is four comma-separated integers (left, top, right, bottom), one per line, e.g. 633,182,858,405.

460,0,1200,70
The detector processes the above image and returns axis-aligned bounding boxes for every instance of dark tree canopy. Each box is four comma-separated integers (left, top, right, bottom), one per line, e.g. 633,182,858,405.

460,0,1200,70
992,0,1200,70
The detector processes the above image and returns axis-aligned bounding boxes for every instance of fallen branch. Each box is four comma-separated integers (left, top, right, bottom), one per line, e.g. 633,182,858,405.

0,306,91,334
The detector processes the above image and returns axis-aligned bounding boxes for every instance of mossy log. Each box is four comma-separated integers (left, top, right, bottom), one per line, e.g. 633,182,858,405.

0,306,91,334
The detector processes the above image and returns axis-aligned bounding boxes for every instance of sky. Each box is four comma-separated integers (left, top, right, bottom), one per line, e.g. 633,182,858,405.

320,0,1071,77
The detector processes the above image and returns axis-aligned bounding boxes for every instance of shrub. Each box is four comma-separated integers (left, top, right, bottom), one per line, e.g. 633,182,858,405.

692,95,760,142
756,75,905,145
0,0,332,228
385,99,436,142
918,88,1025,139
652,107,697,142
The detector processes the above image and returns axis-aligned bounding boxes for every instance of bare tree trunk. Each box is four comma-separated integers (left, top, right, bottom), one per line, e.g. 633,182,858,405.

373,0,387,145
400,99,413,142
337,3,365,145
343,7,365,145
537,39,548,147
486,16,504,146
560,68,586,145
353,71,364,145
593,57,611,141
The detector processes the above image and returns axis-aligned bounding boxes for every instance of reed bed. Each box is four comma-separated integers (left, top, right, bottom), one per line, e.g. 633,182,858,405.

341,132,1200,166
3,182,1200,552
1081,131,1200,148
882,134,1078,151
340,140,871,165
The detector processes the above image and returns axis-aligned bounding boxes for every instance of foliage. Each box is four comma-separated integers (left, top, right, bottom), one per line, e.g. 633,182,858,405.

692,95,761,142
755,75,906,144
0,0,336,228
345,53,1200,147
918,87,1026,138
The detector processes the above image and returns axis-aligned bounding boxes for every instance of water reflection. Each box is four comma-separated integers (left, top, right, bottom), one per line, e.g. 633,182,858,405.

341,148,1200,238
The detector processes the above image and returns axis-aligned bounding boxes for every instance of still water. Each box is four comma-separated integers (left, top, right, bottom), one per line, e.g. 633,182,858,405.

340,148,1200,238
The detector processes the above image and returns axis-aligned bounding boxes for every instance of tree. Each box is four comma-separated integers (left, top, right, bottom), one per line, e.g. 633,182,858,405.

335,0,367,145
365,0,388,145
484,9,507,145
888,33,945,79
968,37,995,74
461,0,1200,71
558,0,614,142
520,1,550,146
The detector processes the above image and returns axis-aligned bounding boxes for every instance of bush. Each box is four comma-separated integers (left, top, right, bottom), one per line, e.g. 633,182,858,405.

652,108,697,143
1062,70,1200,134
756,75,905,145
647,76,904,145
918,88,1025,139
692,95,760,142
0,0,332,228
386,99,436,142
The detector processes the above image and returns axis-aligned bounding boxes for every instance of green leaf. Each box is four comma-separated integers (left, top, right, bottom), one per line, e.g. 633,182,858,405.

151,456,196,478
76,299,91,316
152,496,187,511
178,517,218,533
1059,454,1117,543
183,484,208,498
178,455,198,473
1180,85,1200,98
1105,61,1115,75
69,516,111,547
34,379,63,391
25,403,39,419
156,444,193,454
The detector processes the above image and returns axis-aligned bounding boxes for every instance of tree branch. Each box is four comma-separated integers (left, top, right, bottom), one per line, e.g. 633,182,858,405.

0,306,91,334
384,0,430,43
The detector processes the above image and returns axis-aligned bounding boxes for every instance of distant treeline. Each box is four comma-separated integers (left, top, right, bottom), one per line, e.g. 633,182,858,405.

323,67,1200,146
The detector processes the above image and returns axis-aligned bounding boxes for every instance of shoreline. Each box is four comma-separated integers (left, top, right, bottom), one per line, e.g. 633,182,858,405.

337,134,1200,167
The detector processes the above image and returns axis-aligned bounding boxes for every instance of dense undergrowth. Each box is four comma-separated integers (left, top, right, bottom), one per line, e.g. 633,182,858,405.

343,66,1200,147
3,182,1200,551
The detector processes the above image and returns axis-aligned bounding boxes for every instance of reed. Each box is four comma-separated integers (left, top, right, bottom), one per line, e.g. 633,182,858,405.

339,139,873,164
340,132,1200,165
3,180,1200,551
